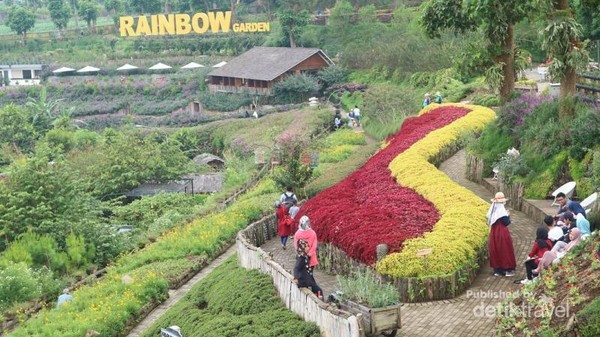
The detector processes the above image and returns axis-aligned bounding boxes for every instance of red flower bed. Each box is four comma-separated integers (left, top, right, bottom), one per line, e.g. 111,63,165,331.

295,106,471,264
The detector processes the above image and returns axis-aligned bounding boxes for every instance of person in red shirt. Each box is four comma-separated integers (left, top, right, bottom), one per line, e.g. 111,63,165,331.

275,201,292,249
522,227,553,283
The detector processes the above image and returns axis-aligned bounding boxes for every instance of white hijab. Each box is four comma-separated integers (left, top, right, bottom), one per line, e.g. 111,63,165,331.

487,202,509,226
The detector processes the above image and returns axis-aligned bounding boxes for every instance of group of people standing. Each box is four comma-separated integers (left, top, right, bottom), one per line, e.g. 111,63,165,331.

487,191,591,284
422,91,443,108
333,105,361,130
275,187,323,299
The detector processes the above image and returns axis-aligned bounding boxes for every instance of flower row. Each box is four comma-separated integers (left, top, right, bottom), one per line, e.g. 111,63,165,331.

376,104,495,277
295,105,475,264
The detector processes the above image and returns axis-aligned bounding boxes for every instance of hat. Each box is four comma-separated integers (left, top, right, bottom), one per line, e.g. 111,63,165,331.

491,192,509,203
435,91,441,96
63,288,70,294
425,93,430,98
563,212,574,221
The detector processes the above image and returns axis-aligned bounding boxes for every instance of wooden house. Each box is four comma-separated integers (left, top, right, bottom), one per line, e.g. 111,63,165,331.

207,47,333,95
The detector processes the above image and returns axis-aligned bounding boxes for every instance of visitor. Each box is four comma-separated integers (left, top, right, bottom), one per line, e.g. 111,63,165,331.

567,200,587,219
243,110,250,118
555,192,570,216
334,114,342,130
293,239,323,299
527,55,532,71
535,228,582,274
348,109,356,127
275,201,292,250
434,91,443,104
353,105,361,126
280,186,298,209
57,288,73,308
487,192,517,277
520,227,552,283
288,200,300,220
422,93,431,108
294,215,319,274
544,215,564,243
559,212,576,242
252,111,258,119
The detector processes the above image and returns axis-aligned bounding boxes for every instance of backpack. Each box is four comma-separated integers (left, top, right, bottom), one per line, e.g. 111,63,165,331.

283,192,296,209
349,111,355,118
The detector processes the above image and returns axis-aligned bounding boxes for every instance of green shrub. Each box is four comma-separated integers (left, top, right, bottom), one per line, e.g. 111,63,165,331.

524,150,568,199
471,94,500,107
0,262,41,311
578,296,600,337
272,74,319,104
337,268,399,308
467,122,514,174
569,108,600,161
139,257,320,337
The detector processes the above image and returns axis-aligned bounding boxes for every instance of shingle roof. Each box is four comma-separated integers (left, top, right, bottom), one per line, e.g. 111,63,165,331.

208,47,333,81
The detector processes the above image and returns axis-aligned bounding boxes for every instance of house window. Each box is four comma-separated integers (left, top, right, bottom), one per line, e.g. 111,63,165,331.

22,70,32,79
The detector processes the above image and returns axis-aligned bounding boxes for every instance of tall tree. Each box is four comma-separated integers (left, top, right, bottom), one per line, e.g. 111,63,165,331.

278,8,310,47
6,6,36,43
539,0,596,116
78,0,99,31
47,0,71,34
422,0,534,103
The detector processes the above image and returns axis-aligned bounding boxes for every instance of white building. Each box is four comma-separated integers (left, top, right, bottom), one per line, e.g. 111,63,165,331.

0,64,44,86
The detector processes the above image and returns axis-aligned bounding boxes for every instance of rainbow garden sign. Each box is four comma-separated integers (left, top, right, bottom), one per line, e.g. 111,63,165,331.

119,11,270,37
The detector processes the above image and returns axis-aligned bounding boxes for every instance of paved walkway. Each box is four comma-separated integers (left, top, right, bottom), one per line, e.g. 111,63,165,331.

261,149,539,337
126,245,237,337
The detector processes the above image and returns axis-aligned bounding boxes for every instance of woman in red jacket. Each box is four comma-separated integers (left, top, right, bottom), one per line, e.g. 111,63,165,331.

275,201,292,249
522,227,553,283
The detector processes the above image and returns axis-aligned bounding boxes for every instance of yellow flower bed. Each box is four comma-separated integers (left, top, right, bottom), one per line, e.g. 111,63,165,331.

376,104,496,278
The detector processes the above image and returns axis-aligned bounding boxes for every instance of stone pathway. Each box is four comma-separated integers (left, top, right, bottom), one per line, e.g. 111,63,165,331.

126,245,237,337
261,149,539,337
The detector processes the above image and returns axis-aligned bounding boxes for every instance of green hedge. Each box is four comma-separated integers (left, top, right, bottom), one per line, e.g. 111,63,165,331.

139,257,320,337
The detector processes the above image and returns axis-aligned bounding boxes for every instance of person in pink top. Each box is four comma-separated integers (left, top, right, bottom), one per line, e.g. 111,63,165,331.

293,215,319,273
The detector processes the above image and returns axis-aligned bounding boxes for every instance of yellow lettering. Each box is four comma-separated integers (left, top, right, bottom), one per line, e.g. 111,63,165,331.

208,11,231,33
158,14,175,35
192,13,209,33
262,22,270,32
136,16,152,36
232,23,240,32
119,16,135,37
150,15,159,35
175,14,191,35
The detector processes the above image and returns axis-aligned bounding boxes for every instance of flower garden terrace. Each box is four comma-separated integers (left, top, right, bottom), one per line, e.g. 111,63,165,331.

295,104,496,301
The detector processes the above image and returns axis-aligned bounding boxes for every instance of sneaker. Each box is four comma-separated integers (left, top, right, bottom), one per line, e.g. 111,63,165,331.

493,272,504,277
505,271,515,277
282,245,286,250
520,279,531,285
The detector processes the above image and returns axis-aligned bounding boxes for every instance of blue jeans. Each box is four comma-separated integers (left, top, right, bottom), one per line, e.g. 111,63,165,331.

281,236,288,247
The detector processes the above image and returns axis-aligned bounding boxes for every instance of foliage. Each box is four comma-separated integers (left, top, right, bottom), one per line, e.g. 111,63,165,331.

0,104,38,153
580,297,600,337
139,257,320,337
569,108,600,160
6,5,36,40
197,91,253,112
494,153,529,185
0,262,41,311
471,94,500,107
376,105,494,277
78,0,99,28
360,82,421,140
498,93,553,136
277,8,311,47
523,151,568,199
316,65,350,93
337,268,399,308
272,74,319,104
47,0,71,31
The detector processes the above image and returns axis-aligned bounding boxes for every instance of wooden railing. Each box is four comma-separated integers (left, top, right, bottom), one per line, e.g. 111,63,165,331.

236,215,362,337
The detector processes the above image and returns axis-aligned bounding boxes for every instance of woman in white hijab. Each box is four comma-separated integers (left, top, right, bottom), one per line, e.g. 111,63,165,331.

487,192,517,277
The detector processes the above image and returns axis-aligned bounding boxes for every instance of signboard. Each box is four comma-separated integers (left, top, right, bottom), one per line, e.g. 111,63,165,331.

119,11,270,37
416,248,433,257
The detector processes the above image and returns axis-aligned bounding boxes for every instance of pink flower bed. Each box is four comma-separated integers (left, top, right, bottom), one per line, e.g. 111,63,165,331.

295,106,471,264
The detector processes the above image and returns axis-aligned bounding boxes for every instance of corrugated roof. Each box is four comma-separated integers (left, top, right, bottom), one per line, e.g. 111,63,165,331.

208,47,333,81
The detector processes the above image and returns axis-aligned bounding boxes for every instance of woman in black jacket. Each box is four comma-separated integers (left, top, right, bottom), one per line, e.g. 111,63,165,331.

293,239,323,299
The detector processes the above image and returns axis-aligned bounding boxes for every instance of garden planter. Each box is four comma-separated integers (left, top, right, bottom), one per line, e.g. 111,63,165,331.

338,300,400,337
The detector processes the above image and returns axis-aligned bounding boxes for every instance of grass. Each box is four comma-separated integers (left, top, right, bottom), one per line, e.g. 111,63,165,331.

0,16,114,35
139,256,321,337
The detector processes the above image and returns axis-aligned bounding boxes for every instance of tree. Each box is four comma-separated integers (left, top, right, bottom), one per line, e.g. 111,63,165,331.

0,104,38,152
6,6,36,43
539,0,595,116
129,0,162,14
422,0,534,103
78,0,99,31
47,0,71,34
278,8,311,47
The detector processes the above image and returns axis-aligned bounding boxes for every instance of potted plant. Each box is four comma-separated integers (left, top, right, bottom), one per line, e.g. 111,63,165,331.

335,268,401,337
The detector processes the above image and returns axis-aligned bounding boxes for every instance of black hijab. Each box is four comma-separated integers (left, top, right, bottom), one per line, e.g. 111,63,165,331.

536,227,550,249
